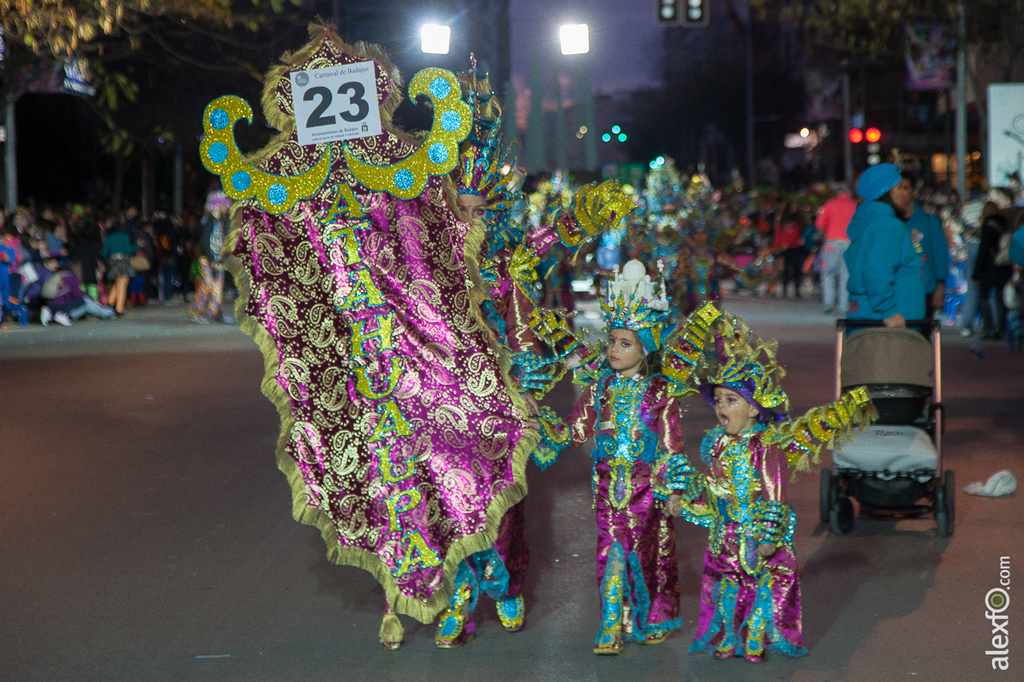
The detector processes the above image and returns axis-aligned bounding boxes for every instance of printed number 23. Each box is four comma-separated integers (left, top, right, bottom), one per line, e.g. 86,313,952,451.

304,82,370,128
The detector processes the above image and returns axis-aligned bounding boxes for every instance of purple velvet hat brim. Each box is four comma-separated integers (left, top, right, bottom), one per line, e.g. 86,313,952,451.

700,382,786,423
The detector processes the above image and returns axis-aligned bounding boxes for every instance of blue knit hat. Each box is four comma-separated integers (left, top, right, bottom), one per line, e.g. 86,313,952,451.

856,163,902,202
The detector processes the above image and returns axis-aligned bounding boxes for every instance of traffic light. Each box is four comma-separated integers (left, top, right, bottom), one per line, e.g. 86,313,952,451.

865,127,881,143
849,128,864,143
657,0,680,24
657,0,708,27
682,0,709,27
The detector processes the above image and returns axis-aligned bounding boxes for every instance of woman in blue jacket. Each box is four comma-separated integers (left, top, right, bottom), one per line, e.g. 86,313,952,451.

844,164,925,327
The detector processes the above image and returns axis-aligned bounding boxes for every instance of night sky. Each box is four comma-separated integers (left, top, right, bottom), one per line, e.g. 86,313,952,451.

509,0,662,93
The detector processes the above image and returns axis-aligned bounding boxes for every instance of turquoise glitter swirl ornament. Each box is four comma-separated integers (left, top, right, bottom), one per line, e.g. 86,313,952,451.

344,68,473,199
200,95,332,215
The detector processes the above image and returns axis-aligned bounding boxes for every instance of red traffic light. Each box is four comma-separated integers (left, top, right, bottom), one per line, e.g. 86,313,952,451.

848,128,864,143
865,127,881,143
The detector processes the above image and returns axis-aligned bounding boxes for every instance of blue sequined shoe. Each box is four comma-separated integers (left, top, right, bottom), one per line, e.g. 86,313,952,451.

496,592,525,632
434,585,475,649
593,575,624,655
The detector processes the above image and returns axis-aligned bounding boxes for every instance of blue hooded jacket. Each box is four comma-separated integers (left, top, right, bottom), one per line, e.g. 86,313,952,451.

905,202,950,295
844,200,926,320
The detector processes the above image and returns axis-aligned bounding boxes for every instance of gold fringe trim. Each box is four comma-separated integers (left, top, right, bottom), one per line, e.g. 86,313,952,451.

379,612,404,647
220,23,537,625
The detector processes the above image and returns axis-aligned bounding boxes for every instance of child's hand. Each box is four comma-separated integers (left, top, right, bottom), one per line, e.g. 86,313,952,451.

667,494,682,517
757,542,776,559
527,416,541,431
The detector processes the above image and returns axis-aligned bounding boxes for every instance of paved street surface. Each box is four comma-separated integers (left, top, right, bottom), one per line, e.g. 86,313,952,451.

1,296,1021,682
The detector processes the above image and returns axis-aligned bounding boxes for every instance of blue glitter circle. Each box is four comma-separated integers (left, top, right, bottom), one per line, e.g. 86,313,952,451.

210,109,230,130
207,142,229,164
428,143,449,165
429,77,451,100
268,183,288,205
231,170,252,192
440,110,461,132
394,169,415,191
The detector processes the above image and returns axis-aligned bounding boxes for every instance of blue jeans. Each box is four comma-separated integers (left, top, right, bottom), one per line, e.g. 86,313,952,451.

69,296,116,320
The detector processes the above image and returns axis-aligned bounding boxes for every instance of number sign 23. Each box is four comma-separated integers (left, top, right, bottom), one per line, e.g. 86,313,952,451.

290,61,383,146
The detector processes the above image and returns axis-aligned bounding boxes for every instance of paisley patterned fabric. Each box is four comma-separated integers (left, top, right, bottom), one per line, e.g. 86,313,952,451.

215,26,535,624
563,373,687,641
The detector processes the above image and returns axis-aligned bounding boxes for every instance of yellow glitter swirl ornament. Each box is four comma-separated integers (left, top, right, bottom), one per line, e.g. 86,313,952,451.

344,68,473,199
200,95,332,215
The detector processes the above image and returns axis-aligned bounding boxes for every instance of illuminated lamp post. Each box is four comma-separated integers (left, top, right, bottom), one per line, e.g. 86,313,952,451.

420,24,451,55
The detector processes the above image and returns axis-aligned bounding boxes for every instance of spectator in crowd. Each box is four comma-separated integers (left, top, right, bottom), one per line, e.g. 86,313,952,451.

773,201,806,298
844,163,925,327
905,176,951,320
40,260,116,326
69,217,104,302
102,216,137,316
972,200,1014,339
815,179,859,314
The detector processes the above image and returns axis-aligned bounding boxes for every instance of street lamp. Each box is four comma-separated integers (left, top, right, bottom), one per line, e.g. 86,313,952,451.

559,24,589,55
420,24,451,54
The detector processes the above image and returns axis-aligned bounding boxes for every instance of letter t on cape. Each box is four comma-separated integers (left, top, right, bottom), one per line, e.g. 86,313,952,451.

199,24,537,624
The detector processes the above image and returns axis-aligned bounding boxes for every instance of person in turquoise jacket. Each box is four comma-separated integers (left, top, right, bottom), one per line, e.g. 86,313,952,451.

906,197,950,319
844,164,925,327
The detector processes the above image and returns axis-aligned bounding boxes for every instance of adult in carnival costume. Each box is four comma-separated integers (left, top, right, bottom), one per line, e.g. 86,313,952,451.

433,65,636,647
199,25,539,650
656,309,878,661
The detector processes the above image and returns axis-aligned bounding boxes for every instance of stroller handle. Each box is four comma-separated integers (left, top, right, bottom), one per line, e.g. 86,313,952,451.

836,319,940,333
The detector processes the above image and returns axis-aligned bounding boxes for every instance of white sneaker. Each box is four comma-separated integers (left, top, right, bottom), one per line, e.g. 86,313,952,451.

40,306,52,326
54,311,72,326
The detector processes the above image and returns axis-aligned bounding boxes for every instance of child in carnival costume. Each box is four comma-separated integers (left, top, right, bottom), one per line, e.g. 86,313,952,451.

655,310,877,662
532,260,712,655
434,65,636,648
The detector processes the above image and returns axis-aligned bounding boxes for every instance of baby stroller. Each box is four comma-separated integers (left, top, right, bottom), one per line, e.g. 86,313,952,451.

820,319,954,537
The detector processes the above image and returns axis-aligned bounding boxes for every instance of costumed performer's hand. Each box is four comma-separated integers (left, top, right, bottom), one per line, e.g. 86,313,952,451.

520,392,541,417
667,494,683,517
931,283,946,309
757,542,777,559
883,313,906,328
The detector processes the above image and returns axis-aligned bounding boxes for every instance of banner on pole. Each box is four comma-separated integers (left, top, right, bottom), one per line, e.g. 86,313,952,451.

905,24,956,91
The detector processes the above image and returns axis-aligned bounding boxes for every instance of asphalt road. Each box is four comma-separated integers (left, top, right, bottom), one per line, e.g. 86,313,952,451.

1,296,1021,682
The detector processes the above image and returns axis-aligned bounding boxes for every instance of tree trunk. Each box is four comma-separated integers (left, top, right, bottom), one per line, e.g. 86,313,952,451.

5,96,17,209
112,156,126,214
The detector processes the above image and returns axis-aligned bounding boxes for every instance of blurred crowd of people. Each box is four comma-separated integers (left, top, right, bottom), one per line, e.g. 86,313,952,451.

3,171,1023,349
0,192,234,329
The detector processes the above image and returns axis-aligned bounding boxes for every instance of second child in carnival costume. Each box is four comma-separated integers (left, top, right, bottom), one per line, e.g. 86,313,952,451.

433,64,636,648
532,261,719,655
656,310,878,662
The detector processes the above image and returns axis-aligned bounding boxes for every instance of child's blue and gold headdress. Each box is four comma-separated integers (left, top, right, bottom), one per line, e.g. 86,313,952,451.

601,259,671,353
698,311,789,422
452,66,524,252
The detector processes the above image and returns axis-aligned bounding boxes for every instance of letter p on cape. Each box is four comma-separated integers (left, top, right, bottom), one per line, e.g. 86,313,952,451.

200,23,537,624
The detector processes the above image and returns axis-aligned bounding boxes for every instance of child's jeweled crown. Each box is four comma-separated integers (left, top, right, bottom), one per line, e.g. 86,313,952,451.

601,259,671,353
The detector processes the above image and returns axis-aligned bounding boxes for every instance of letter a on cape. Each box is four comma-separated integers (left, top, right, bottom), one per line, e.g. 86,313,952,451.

199,24,535,623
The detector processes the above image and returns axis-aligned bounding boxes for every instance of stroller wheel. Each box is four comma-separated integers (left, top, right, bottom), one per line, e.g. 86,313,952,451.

937,470,955,538
820,469,833,524
830,496,854,535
